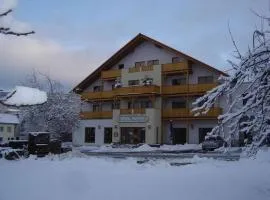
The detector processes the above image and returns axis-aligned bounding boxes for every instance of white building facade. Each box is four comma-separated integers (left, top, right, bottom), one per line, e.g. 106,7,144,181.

73,33,227,146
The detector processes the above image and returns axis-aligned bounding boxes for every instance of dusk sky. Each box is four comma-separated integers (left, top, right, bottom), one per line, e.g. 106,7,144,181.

0,0,268,90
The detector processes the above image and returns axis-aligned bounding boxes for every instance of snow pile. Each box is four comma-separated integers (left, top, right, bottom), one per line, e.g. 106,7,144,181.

3,86,47,106
77,144,202,153
0,151,270,200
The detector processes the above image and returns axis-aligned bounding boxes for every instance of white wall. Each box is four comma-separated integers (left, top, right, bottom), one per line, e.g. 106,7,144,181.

72,119,113,146
111,41,178,70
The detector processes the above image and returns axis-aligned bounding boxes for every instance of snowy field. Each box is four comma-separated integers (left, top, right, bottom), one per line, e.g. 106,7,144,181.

0,150,270,200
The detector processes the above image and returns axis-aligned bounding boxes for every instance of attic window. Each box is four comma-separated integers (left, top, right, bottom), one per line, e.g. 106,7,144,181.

135,61,145,67
172,57,181,63
118,64,124,69
147,60,159,66
93,86,102,92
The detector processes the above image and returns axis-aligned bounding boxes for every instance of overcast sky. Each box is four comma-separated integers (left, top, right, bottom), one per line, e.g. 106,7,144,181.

0,0,268,90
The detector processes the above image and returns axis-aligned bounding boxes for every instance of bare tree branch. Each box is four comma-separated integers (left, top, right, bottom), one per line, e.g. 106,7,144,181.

228,21,242,59
0,9,12,17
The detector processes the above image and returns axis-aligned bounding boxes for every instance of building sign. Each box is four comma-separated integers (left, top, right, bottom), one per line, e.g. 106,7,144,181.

119,115,148,123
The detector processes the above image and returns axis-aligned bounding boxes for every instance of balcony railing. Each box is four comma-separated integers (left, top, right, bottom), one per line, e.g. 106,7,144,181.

162,83,217,95
128,65,154,73
101,69,121,80
120,108,146,115
162,61,189,74
115,85,160,96
81,91,114,100
162,108,222,119
80,111,113,119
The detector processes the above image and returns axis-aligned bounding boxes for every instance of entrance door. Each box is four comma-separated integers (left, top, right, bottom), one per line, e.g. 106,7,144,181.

173,128,186,144
199,128,212,143
120,127,145,144
104,128,112,144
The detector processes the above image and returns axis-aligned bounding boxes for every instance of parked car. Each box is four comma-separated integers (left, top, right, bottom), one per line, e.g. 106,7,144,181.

202,135,227,151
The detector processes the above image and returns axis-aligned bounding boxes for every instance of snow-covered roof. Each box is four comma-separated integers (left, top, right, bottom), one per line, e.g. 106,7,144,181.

3,86,47,106
0,113,19,124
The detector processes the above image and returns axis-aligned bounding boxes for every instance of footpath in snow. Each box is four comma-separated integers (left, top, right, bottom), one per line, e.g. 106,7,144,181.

0,150,269,200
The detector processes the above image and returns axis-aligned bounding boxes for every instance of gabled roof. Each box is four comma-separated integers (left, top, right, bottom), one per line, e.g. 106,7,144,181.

73,33,227,92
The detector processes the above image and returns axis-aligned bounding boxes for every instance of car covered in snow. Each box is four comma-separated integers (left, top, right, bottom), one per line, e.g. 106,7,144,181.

0,148,29,160
202,135,227,151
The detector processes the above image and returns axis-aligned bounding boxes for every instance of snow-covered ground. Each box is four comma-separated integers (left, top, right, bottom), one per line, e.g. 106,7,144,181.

0,150,270,200
76,143,202,153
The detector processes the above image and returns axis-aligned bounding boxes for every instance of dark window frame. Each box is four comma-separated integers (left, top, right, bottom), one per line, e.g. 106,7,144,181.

172,76,187,85
198,76,214,84
135,61,145,67
147,59,159,66
104,127,112,144
128,80,140,86
118,64,124,69
172,100,187,108
93,85,102,92
85,127,95,143
172,57,181,63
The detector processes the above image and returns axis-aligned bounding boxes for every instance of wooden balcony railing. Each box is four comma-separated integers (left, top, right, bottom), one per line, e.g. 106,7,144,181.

101,69,121,80
162,83,217,96
162,108,222,119
115,85,160,96
128,65,154,73
120,108,146,115
81,91,114,100
80,111,113,119
162,61,189,74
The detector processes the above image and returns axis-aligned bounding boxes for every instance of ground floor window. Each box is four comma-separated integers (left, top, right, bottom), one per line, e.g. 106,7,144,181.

120,127,145,144
104,128,112,144
85,127,95,143
199,128,212,143
172,128,186,144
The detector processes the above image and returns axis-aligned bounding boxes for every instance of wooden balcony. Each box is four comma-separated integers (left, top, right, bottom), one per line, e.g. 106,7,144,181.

115,85,160,97
162,61,189,75
81,91,114,101
101,69,121,80
128,65,154,73
162,83,217,96
162,108,222,119
120,108,146,115
80,111,113,119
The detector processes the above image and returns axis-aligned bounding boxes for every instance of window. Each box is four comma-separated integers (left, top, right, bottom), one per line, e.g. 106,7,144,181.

198,76,214,84
128,101,132,109
128,80,140,86
0,137,2,142
85,127,95,143
172,57,181,63
92,104,100,112
135,61,145,67
147,59,159,66
172,100,186,108
118,64,124,69
104,128,112,144
172,76,186,85
0,127,3,132
93,85,102,92
199,128,213,143
141,100,152,108
7,126,11,133
112,101,120,109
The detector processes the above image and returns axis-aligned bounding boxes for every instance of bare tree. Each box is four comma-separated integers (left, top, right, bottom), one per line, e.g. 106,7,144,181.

0,9,34,36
